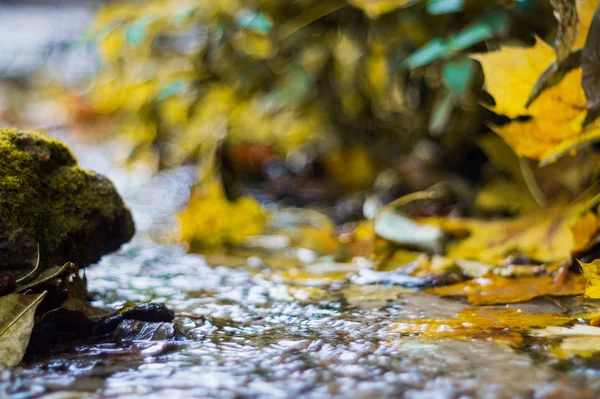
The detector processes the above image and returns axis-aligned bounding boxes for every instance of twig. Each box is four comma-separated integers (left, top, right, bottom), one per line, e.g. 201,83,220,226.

543,295,568,313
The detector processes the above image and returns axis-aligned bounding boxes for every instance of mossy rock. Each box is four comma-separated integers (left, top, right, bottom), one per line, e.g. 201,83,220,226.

0,128,134,278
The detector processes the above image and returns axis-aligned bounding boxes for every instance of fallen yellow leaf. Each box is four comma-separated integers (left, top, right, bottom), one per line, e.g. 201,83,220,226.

475,179,538,214
423,207,598,265
579,259,600,299
179,182,267,248
572,212,600,253
393,307,572,347
428,272,586,305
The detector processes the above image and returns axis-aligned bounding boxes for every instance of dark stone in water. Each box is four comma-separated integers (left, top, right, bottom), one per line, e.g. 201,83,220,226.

98,302,175,335
114,320,188,343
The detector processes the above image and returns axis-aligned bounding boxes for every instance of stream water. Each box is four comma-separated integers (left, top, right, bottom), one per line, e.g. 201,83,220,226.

3,3,600,398
1,135,600,399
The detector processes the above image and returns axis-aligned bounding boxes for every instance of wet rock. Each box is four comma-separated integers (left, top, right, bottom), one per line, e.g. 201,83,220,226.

0,128,134,279
114,320,188,343
97,303,174,335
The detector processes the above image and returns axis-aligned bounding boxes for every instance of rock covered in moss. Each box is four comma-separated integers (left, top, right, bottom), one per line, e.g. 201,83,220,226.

0,128,134,278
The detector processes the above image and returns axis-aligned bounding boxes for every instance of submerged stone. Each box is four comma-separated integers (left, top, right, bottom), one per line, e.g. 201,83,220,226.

0,128,134,278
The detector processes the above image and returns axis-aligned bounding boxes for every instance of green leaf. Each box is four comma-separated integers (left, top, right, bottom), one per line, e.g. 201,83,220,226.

404,9,507,69
449,9,508,52
403,39,449,69
442,58,475,94
427,0,464,15
0,292,46,367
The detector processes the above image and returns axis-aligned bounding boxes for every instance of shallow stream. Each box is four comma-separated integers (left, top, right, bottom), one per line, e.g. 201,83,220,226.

2,4,600,397
2,136,600,399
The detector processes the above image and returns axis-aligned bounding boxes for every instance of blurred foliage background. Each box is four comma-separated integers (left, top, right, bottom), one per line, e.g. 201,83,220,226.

2,0,599,249
81,0,557,194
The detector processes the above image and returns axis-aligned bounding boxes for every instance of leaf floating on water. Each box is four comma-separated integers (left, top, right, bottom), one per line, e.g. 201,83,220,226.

393,307,572,347
550,336,600,358
531,324,600,337
531,325,600,359
428,273,586,305
0,292,46,367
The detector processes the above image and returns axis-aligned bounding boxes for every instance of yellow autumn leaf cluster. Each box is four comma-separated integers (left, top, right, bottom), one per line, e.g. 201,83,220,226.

424,206,600,265
179,183,267,248
178,85,325,160
367,189,600,304
472,0,600,162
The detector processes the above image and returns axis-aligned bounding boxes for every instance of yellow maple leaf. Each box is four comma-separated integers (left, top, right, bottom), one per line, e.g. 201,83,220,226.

471,38,556,119
539,123,600,166
491,68,588,160
578,259,600,298
473,38,591,160
472,0,600,161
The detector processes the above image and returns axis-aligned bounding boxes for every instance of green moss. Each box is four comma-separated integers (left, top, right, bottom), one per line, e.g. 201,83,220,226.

0,128,130,269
